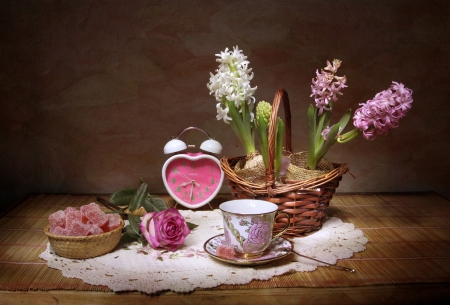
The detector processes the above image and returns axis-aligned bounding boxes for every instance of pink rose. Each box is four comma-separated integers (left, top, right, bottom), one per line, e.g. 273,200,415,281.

139,208,190,252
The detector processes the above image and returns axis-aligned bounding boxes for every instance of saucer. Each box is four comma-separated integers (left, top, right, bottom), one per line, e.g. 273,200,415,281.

203,234,293,266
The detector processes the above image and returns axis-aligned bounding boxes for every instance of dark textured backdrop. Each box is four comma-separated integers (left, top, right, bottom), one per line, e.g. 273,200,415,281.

1,0,449,213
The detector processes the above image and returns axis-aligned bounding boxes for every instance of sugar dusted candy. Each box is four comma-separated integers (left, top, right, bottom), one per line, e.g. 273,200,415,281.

88,224,104,236
50,226,67,236
216,244,235,260
103,214,121,232
65,210,83,229
67,222,90,236
49,210,66,229
64,206,78,214
81,203,108,227
47,203,122,236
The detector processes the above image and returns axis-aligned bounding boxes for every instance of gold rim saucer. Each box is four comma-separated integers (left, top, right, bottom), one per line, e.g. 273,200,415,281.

203,234,293,266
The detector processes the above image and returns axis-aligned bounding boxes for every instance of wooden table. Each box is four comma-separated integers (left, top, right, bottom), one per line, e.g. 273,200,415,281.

1,193,450,304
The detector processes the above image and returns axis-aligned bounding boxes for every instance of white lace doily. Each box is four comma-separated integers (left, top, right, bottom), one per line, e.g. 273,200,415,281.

40,209,368,294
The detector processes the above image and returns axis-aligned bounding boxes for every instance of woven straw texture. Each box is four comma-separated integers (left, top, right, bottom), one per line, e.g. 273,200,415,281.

1,193,450,293
221,88,348,237
44,218,124,259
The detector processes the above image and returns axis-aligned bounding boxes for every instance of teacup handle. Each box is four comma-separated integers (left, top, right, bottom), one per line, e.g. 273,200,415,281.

272,211,291,240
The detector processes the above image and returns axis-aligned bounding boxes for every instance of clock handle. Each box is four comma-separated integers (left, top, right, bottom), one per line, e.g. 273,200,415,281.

176,126,212,139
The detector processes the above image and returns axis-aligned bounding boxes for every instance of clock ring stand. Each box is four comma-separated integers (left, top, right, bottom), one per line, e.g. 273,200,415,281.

162,127,224,209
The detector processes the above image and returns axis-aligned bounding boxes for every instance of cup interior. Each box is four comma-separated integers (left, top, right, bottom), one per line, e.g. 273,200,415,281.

219,200,277,215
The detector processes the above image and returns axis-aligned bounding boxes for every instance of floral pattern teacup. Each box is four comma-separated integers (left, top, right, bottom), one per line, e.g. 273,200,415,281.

219,200,290,259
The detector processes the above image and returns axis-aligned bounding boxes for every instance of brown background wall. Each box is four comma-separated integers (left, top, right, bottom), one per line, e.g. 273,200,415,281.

1,0,449,213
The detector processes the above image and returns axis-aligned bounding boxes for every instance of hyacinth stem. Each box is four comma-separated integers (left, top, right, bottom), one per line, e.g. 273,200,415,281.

315,124,339,164
226,99,256,155
256,115,269,168
307,105,317,169
338,128,361,143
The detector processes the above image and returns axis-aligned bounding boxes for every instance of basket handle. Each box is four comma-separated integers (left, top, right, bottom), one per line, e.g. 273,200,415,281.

266,88,292,189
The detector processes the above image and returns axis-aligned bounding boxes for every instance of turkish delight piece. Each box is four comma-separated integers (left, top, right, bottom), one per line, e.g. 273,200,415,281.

64,206,78,214
49,210,66,229
81,203,108,227
67,222,90,236
80,202,101,214
88,224,104,236
50,226,68,236
102,214,121,232
65,210,82,229
216,244,235,260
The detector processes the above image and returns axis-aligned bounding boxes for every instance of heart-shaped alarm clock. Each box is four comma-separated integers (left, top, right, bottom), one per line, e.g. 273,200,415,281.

162,127,224,209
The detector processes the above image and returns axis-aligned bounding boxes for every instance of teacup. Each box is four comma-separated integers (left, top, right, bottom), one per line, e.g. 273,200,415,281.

219,199,290,259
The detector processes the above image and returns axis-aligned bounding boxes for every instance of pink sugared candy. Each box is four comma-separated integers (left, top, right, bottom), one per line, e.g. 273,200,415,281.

67,222,90,236
64,206,78,213
102,214,121,232
48,210,66,229
81,203,108,227
50,226,68,236
216,244,235,260
88,224,104,236
65,210,82,229
47,202,121,236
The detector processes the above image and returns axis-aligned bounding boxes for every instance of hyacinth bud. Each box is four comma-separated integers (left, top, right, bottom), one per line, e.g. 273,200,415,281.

256,101,272,127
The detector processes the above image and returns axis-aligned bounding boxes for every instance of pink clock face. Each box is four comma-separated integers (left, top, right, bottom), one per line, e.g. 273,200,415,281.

163,153,223,208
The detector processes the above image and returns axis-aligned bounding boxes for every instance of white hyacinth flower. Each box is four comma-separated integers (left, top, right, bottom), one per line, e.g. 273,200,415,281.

207,46,257,155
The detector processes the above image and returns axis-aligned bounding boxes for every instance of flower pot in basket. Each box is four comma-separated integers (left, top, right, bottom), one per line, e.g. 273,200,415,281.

220,89,348,238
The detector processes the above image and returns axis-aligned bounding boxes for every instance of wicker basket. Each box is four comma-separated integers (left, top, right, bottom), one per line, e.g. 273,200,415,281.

44,219,124,259
221,88,348,238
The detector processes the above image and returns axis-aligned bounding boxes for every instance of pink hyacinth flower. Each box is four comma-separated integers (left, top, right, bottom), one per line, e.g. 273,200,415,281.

353,82,413,140
310,59,347,115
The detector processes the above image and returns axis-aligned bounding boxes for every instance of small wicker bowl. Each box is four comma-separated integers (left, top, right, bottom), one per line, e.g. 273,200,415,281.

44,219,124,259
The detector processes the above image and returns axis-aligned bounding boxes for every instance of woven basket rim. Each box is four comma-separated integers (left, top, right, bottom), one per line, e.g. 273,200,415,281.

44,218,124,241
221,155,348,196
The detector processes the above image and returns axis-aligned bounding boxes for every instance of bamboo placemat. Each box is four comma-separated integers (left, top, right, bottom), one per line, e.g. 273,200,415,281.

1,193,450,292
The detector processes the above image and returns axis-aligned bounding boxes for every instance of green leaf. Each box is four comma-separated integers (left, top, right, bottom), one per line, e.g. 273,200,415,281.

256,114,269,168
226,99,256,155
109,187,137,206
120,232,139,244
307,104,317,169
128,183,148,212
337,109,352,133
128,215,141,236
187,222,199,230
142,195,168,213
138,236,148,246
124,224,140,239
316,123,340,162
315,112,327,150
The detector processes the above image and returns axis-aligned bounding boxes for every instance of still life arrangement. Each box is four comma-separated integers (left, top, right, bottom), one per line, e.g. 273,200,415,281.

42,46,411,286
210,46,413,237
45,180,196,259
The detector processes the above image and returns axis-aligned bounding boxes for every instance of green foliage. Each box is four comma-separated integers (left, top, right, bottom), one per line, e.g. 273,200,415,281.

105,179,198,244
307,106,355,169
109,187,137,206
